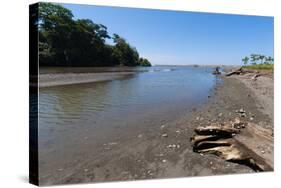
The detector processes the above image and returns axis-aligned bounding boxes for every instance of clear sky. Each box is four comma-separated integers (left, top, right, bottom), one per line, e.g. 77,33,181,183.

63,3,273,65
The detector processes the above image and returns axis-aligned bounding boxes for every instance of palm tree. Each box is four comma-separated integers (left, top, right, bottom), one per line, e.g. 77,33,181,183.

267,56,274,64
259,55,265,64
242,56,249,66
250,54,258,65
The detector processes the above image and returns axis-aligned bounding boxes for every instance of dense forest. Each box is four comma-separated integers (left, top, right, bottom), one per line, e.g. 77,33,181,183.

37,3,151,67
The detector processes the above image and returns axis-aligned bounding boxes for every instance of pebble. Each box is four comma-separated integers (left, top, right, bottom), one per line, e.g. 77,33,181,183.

176,130,180,134
250,117,254,121
108,142,118,146
138,134,143,138
160,125,165,129
162,159,167,163
161,133,168,137
261,150,265,154
218,113,223,117
84,168,89,172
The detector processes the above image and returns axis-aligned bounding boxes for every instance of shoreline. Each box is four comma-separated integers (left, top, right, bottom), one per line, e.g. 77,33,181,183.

39,72,137,88
39,68,274,185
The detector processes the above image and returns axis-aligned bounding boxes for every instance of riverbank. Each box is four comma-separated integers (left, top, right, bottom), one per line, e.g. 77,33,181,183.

39,72,137,87
39,68,273,185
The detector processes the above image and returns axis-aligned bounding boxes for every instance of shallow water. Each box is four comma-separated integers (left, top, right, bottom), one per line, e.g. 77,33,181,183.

37,66,219,181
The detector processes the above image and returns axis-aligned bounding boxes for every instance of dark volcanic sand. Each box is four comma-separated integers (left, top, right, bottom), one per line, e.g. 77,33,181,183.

39,74,273,185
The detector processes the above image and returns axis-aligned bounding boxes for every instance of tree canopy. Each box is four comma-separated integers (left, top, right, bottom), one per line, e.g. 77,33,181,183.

38,3,151,67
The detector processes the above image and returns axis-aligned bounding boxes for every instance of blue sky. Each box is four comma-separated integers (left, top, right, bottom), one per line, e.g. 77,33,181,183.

63,3,273,65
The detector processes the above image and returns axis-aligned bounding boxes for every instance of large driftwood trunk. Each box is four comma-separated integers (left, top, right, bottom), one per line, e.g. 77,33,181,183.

191,119,273,171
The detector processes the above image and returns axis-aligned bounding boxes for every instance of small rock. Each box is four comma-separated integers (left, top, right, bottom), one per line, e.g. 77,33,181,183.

218,113,223,117
196,117,200,120
250,117,254,121
176,130,180,134
162,159,167,163
160,125,165,129
161,133,168,137
138,134,143,138
239,108,246,113
57,168,63,171
84,168,89,172
108,142,118,146
261,150,265,154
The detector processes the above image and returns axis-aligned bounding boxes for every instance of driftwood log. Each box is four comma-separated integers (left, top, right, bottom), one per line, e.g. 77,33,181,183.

225,67,259,77
191,119,273,172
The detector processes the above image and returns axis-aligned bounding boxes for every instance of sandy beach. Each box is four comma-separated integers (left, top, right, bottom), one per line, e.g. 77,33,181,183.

38,68,273,185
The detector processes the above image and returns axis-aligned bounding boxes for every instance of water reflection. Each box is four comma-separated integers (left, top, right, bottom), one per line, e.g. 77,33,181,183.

38,66,217,154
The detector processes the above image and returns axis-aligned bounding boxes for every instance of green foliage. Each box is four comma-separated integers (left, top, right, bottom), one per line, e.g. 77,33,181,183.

38,3,151,67
242,54,274,70
139,58,152,67
242,56,249,65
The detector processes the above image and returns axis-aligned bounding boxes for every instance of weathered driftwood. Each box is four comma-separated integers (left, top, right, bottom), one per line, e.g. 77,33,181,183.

251,74,261,80
225,67,259,77
194,123,240,136
190,119,273,172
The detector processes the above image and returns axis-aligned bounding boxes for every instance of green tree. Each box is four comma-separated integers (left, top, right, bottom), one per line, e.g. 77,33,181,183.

250,54,259,65
38,3,151,67
112,34,140,66
139,58,152,67
242,56,249,66
259,55,265,64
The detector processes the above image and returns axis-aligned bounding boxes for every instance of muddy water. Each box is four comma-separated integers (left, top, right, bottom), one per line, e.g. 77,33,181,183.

37,66,219,183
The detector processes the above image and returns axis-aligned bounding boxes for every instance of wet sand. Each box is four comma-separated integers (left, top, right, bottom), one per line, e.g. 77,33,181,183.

38,69,273,185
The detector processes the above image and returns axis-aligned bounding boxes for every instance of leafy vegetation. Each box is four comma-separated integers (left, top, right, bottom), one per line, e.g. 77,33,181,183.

241,54,273,70
37,3,151,67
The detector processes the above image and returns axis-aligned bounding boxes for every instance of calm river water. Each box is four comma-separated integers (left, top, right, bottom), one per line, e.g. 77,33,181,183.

37,66,219,181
